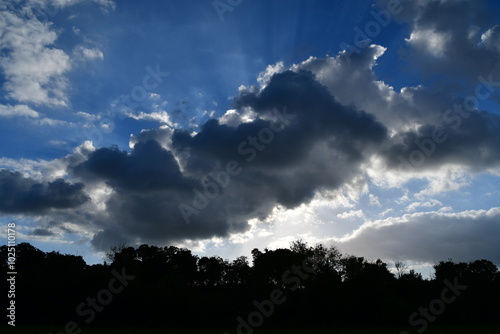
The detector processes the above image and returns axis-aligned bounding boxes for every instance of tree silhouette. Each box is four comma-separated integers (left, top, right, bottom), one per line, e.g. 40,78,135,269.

394,260,408,279
3,241,499,330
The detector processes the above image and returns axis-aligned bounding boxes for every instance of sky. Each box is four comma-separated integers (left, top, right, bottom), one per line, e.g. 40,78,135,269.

1,0,500,275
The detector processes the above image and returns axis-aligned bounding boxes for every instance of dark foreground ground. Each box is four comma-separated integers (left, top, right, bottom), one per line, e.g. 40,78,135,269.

4,325,500,334
4,243,499,334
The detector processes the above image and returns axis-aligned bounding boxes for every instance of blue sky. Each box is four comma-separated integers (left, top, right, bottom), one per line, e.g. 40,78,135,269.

1,0,500,275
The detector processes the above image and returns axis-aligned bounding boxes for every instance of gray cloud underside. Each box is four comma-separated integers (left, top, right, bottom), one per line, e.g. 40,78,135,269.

0,169,89,213
70,69,389,250
74,63,499,251
338,208,500,264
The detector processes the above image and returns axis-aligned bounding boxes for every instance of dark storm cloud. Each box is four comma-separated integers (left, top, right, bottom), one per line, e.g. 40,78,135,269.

129,127,174,149
173,70,387,173
71,69,390,250
30,228,55,236
170,69,387,210
0,169,89,214
70,138,249,249
66,54,500,252
73,139,197,191
377,0,500,82
94,189,250,248
383,108,500,172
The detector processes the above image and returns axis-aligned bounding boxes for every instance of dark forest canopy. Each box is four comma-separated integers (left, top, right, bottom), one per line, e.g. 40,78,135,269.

1,241,499,330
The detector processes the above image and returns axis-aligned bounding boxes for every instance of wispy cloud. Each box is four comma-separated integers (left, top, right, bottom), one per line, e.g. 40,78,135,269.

74,46,104,61
0,104,39,118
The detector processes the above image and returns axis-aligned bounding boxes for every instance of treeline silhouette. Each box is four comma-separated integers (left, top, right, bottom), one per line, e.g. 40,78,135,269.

1,241,499,330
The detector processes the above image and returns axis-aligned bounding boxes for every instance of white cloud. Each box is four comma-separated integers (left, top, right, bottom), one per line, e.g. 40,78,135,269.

267,235,301,250
48,140,68,147
0,140,94,181
126,110,177,127
76,111,101,121
405,199,442,212
0,104,39,118
481,25,500,53
44,0,115,10
369,194,381,206
415,166,471,198
32,117,77,127
149,93,161,100
74,46,104,60
219,109,256,127
0,9,71,106
406,28,449,58
257,61,285,88
128,126,175,150
0,0,115,107
337,210,365,220
379,208,394,217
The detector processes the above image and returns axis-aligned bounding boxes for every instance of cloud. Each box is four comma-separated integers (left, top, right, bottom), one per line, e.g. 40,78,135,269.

295,43,500,175
415,166,471,198
338,207,500,264
149,93,161,100
126,110,176,126
71,140,251,249
369,194,381,206
76,111,101,121
74,46,104,60
128,126,174,150
0,0,115,106
72,139,195,191
481,25,500,53
62,66,390,251
0,104,39,118
219,109,256,127
379,208,394,217
378,0,500,82
381,111,500,172
0,7,71,106
30,228,56,236
406,27,449,58
53,0,115,9
28,0,116,12
405,199,442,212
0,169,90,214
294,45,447,132
257,61,286,88
194,69,386,171
337,210,365,220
